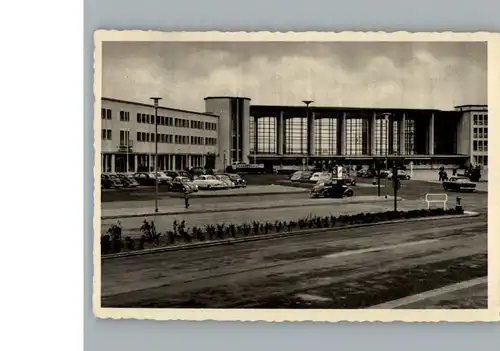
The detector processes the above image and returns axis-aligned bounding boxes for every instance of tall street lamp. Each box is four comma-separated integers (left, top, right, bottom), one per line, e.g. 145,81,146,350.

150,97,162,213
302,100,314,170
381,113,391,199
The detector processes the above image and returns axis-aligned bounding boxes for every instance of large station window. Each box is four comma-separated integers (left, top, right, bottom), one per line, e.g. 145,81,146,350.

314,118,338,155
285,117,308,154
374,117,390,155
255,117,276,154
404,119,416,155
346,118,368,155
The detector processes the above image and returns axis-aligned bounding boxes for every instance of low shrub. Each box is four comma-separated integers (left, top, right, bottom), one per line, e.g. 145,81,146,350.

101,207,465,255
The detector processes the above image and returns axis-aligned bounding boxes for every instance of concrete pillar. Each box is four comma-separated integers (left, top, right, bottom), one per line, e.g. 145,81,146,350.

277,112,284,155
134,154,138,172
308,112,315,156
110,154,115,173
254,117,259,154
172,155,176,170
202,155,206,168
399,113,406,155
241,98,250,164
370,112,377,155
428,113,435,155
340,112,347,155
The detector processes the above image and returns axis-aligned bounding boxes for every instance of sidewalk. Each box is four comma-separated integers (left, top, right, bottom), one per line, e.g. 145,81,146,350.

412,179,488,192
101,195,402,219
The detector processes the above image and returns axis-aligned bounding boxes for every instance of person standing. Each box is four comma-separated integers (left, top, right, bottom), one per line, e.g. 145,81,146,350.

184,189,190,209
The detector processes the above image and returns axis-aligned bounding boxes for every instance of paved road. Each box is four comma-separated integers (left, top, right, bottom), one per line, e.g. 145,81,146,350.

101,175,486,203
101,189,487,238
101,215,487,309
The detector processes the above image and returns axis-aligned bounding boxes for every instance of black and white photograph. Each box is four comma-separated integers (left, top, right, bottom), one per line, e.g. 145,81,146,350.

94,32,493,321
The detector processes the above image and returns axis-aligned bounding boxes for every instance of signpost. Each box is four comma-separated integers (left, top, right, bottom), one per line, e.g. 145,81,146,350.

336,165,343,180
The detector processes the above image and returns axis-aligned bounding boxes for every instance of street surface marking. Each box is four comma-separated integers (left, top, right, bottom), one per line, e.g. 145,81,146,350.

367,277,487,309
295,294,332,302
322,239,440,259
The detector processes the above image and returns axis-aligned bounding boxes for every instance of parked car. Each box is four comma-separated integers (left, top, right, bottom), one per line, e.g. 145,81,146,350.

215,174,236,188
158,172,174,184
165,170,192,180
310,180,354,198
168,176,198,192
387,170,411,180
190,167,207,178
223,173,247,187
101,174,124,189
116,173,140,187
443,177,476,192
132,172,157,186
192,174,227,190
309,172,325,183
298,171,314,182
290,171,304,181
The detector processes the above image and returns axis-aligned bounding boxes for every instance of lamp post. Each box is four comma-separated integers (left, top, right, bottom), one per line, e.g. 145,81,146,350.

381,113,391,199
150,97,162,213
302,100,314,170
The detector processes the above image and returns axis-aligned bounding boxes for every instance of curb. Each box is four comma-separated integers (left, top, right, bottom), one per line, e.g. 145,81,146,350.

101,196,404,220
101,210,480,260
165,188,308,199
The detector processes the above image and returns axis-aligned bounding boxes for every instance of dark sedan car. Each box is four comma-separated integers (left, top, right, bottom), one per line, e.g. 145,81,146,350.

443,177,476,192
168,176,199,192
101,174,124,189
116,174,140,187
166,171,193,180
223,173,247,187
310,180,354,198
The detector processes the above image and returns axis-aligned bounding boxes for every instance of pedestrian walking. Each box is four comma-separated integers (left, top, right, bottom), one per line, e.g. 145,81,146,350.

184,190,190,209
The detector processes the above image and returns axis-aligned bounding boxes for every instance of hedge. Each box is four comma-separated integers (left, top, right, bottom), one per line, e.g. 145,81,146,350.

101,207,464,255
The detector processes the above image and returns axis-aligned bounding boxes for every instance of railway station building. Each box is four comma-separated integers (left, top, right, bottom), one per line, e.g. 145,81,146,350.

100,96,488,173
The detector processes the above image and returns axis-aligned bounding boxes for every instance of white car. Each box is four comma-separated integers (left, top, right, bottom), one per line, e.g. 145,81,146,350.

290,171,303,181
310,172,332,183
215,174,236,188
387,170,411,180
192,175,227,190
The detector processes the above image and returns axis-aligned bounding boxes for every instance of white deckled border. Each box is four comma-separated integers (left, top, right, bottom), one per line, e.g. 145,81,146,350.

92,30,500,322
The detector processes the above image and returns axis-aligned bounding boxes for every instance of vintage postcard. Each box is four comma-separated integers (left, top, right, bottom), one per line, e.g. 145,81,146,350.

93,31,500,322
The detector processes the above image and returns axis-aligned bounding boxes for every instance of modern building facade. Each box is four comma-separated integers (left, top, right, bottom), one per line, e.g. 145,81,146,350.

100,97,218,173
100,96,487,172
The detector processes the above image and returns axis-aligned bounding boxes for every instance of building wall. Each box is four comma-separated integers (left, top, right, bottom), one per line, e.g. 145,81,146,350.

204,98,232,170
100,98,218,172
456,110,472,156
455,105,488,167
205,97,251,170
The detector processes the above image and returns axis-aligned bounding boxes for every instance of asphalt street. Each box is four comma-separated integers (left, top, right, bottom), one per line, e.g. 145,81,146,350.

101,215,487,309
101,180,487,238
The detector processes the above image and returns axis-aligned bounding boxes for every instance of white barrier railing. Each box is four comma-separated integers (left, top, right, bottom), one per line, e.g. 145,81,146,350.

425,193,448,210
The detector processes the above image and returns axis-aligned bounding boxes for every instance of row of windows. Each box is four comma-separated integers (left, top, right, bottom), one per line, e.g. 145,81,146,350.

474,155,488,166
120,111,131,122
101,129,112,140
136,132,217,146
473,127,488,139
473,140,488,152
101,108,218,131
101,109,112,120
473,114,488,126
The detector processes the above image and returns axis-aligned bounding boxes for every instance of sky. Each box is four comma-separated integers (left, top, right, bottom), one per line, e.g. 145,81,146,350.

102,41,487,112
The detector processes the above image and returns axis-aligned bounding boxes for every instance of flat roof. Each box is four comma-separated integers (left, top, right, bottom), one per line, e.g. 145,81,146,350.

249,104,460,116
204,96,251,100
454,104,487,108
102,97,219,118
